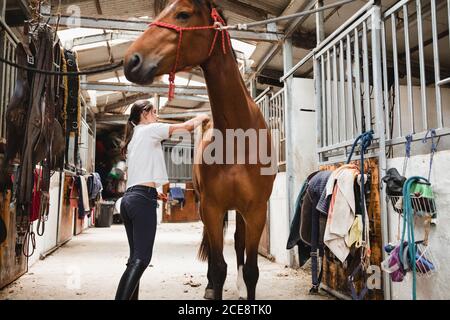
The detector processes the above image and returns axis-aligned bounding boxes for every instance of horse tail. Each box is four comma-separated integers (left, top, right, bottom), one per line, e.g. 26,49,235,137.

197,212,229,262
198,227,209,262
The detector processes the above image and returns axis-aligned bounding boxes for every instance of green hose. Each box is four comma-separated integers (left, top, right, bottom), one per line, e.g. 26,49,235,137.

400,176,429,300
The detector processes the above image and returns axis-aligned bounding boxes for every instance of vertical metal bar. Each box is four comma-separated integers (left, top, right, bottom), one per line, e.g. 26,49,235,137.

1,0,6,18
283,38,295,267
317,0,325,156
431,0,443,128
346,34,354,140
448,0,450,52
403,4,415,134
333,45,339,143
354,28,363,135
281,95,284,155
315,56,324,151
391,13,402,138
372,5,391,301
416,0,428,131
362,21,371,132
339,40,346,141
321,56,327,148
381,21,391,140
326,50,333,145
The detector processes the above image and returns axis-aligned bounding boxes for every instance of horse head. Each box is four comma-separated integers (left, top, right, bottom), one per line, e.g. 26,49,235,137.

124,0,223,85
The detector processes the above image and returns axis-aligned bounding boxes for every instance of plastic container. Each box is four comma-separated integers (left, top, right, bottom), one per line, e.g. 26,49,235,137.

95,201,115,227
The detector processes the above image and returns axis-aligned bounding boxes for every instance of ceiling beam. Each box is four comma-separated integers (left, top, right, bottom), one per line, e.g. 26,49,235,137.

44,14,150,31
81,82,208,96
97,110,210,123
96,114,132,123
102,93,154,112
255,0,317,75
17,0,32,18
158,111,212,120
291,31,316,50
220,0,268,21
56,18,283,45
224,0,282,16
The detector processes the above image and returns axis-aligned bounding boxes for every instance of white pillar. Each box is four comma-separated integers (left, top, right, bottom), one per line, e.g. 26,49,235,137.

283,38,295,267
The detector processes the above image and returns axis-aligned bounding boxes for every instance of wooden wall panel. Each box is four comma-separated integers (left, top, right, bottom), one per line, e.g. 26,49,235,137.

320,158,384,300
0,191,27,289
58,175,74,244
162,182,200,223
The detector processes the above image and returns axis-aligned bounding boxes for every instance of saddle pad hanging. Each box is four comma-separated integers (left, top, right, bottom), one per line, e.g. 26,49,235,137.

63,49,81,166
0,216,6,245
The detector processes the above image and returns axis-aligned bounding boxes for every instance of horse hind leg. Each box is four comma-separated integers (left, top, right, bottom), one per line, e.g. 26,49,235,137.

243,204,267,300
204,255,214,300
234,211,247,300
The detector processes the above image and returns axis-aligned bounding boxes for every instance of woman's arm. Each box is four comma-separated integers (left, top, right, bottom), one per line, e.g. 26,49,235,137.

168,113,210,136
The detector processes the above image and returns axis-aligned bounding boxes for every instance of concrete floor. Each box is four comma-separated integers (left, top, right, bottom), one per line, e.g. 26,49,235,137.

0,221,332,300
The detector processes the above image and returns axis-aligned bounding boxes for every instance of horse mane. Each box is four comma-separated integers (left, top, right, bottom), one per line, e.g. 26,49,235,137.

191,0,237,60
193,0,225,21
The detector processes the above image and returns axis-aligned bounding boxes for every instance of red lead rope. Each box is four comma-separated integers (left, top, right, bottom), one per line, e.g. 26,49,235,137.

149,8,232,100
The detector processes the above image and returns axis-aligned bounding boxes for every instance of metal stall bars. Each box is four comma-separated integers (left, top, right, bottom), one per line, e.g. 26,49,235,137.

314,7,381,165
313,3,389,299
256,88,286,171
0,19,18,140
163,142,194,182
79,119,96,173
382,0,450,148
281,0,389,299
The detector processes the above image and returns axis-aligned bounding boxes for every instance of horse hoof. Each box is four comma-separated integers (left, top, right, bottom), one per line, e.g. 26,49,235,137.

238,296,247,300
204,289,214,300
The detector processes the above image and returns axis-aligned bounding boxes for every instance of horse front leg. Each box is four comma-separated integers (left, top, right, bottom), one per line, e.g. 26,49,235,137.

243,204,267,300
234,211,246,299
202,203,227,300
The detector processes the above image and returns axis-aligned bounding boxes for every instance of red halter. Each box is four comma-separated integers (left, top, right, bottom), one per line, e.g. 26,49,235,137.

149,8,232,100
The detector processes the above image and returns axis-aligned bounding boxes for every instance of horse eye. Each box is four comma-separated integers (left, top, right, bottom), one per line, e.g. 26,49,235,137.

176,12,191,21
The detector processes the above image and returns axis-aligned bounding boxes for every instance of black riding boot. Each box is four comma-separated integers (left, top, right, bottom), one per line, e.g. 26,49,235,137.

115,259,147,300
131,282,139,300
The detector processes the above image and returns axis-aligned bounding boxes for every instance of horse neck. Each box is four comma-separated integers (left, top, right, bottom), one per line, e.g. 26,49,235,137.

201,47,253,131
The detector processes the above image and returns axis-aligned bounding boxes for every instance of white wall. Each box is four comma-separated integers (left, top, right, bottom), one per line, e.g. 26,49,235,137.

269,173,290,265
391,86,450,157
387,150,450,300
268,78,318,266
290,78,319,193
28,173,63,266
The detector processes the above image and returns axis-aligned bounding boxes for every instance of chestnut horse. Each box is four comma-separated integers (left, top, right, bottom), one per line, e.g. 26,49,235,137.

124,0,276,300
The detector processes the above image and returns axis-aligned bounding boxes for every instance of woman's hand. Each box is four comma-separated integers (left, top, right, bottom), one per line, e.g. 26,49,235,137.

196,113,210,123
169,113,211,135
157,193,168,202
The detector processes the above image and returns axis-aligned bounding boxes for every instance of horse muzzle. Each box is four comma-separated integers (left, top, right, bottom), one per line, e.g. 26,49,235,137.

124,53,158,85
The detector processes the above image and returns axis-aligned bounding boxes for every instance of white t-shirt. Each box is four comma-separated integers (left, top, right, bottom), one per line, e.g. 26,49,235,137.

126,123,171,189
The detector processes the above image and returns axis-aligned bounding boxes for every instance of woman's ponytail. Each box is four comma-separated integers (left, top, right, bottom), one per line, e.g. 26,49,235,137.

120,100,154,157
121,121,135,157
